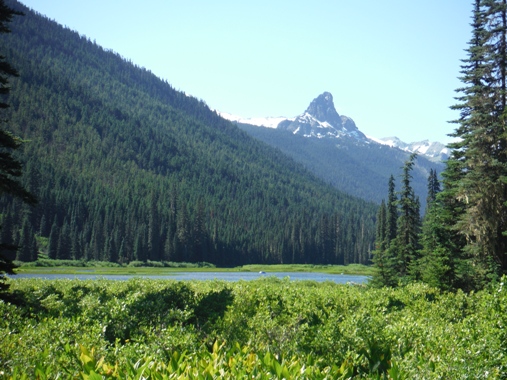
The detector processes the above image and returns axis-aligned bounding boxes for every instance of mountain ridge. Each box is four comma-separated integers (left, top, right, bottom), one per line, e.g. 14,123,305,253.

220,92,449,162
0,0,377,266
277,92,366,140
229,92,445,207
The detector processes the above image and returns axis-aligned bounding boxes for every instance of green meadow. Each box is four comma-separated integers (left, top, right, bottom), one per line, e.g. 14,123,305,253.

1,277,506,378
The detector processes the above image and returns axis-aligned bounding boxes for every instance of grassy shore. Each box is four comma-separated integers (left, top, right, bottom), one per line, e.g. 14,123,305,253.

13,260,374,276
237,263,375,276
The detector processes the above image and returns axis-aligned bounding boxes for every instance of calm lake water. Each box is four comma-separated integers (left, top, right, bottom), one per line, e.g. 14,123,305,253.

11,272,368,284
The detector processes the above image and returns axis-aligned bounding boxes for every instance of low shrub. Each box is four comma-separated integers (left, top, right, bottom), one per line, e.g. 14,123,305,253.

1,277,506,378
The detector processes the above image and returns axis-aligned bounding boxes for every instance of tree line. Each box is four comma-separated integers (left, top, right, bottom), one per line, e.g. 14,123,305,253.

0,0,377,272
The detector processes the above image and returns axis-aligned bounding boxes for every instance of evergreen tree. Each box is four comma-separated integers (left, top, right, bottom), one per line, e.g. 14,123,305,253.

16,216,36,262
443,0,507,286
386,175,398,243
47,220,59,260
147,193,160,261
57,222,71,260
371,176,401,288
176,203,190,261
426,169,440,212
192,199,207,262
371,200,397,287
0,1,35,296
133,227,147,262
376,201,387,253
391,154,421,281
418,169,456,290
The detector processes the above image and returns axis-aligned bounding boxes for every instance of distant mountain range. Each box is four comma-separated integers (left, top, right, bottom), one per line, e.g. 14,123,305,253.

222,92,447,207
370,136,450,163
221,92,450,163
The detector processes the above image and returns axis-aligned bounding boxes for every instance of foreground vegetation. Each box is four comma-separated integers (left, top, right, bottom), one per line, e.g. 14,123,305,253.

1,277,506,378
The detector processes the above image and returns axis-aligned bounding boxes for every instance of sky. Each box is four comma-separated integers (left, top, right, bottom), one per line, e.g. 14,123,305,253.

19,0,473,143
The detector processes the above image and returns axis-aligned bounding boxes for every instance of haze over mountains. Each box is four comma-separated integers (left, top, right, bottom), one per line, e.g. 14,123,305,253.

223,92,446,206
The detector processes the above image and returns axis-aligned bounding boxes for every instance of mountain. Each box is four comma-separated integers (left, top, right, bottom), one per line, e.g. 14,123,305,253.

227,92,445,207
218,113,290,129
0,0,377,266
277,92,366,140
371,136,450,163
222,92,448,162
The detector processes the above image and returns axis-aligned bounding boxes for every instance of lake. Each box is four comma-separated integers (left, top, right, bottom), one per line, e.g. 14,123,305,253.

10,272,368,284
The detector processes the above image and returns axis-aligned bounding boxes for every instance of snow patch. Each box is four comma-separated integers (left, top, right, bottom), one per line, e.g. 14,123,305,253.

218,111,293,129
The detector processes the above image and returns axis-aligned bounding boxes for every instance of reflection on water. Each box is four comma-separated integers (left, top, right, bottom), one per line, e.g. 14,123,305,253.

10,272,368,284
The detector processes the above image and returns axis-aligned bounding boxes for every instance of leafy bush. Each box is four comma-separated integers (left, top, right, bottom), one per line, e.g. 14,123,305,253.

1,277,507,378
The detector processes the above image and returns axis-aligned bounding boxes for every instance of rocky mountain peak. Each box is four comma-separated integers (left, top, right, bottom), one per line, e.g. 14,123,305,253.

305,92,342,127
277,92,365,140
219,91,448,162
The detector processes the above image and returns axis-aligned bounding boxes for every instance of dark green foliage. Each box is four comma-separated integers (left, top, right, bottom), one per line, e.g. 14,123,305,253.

0,1,33,205
425,168,440,211
0,0,377,266
386,175,398,243
0,0,35,299
238,122,443,208
371,176,399,287
3,278,507,378
370,200,397,287
392,154,421,280
372,155,421,287
420,0,507,290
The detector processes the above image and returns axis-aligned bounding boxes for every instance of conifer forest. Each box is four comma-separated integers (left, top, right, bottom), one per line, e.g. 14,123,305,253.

3,1,507,378
0,0,377,268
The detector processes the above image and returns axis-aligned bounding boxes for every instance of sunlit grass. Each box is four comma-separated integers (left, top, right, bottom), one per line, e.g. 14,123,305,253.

14,260,373,276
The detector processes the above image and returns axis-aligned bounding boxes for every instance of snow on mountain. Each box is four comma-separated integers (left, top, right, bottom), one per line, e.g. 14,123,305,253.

372,136,450,162
219,112,293,129
275,92,367,140
219,92,449,162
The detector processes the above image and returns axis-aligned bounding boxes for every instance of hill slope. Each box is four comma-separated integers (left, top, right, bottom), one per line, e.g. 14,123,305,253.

0,0,377,266
233,93,445,206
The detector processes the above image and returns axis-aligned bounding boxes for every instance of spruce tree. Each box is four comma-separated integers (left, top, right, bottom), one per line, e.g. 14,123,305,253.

16,216,36,262
444,0,507,285
47,220,59,260
419,169,455,290
425,169,440,212
386,175,398,243
0,1,35,296
371,177,399,287
371,200,396,287
392,154,421,281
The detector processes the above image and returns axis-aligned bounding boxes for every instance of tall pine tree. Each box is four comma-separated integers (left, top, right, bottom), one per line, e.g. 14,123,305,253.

393,154,421,281
0,1,35,297
371,164,420,288
441,0,507,286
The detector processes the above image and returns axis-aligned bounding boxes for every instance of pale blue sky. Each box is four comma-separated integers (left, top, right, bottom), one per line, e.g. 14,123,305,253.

20,0,472,143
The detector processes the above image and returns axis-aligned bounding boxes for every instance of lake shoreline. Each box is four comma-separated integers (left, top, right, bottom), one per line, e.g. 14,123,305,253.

9,271,369,284
13,262,375,276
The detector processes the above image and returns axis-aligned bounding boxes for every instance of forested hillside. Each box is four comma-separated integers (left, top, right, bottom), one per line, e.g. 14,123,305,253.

0,0,377,266
238,122,444,206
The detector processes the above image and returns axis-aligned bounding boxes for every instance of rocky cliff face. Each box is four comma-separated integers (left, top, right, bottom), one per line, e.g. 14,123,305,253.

277,92,366,140
220,91,450,163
